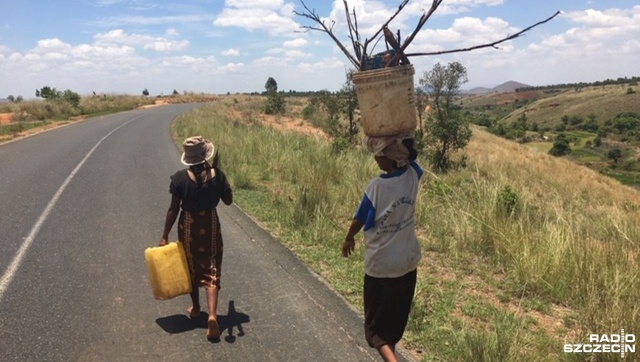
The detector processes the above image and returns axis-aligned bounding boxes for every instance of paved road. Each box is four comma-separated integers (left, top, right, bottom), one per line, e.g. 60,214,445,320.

0,105,415,361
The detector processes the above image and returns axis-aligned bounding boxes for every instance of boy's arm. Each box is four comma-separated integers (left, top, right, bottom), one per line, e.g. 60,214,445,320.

342,218,364,257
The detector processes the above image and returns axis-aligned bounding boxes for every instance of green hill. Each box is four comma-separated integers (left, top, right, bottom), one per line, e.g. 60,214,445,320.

462,82,640,188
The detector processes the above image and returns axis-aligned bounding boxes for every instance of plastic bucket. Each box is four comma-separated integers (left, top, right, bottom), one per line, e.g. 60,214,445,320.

352,64,418,137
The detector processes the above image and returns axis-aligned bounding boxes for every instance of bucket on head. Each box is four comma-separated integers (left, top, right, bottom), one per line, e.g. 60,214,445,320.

352,64,418,137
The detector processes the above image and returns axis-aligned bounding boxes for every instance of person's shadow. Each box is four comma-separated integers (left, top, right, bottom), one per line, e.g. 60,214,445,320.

156,300,250,343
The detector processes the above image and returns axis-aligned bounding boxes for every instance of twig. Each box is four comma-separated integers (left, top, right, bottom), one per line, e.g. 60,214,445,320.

294,0,360,68
386,0,443,66
361,0,410,69
383,27,410,66
343,0,362,62
403,11,561,58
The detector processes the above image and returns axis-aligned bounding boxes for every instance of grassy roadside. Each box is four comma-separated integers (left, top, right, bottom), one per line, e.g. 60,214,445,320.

0,93,216,142
173,96,640,361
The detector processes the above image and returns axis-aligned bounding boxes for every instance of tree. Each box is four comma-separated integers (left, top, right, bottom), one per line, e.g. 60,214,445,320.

142,88,149,96
62,89,81,108
549,133,572,156
607,149,623,164
7,95,15,102
339,71,359,142
265,77,278,94
36,86,61,100
172,89,179,96
415,87,427,133
419,61,472,172
263,77,285,115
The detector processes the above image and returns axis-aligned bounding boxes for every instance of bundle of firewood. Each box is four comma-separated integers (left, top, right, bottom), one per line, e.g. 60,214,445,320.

295,0,559,72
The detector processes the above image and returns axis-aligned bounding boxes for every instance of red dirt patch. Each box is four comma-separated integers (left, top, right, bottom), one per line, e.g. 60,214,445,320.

140,99,170,109
259,114,329,141
0,113,12,124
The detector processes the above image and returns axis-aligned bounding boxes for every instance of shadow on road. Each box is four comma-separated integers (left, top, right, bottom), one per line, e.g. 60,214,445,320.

156,300,250,343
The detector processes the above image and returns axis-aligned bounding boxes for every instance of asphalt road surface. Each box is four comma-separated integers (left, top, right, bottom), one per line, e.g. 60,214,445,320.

0,105,416,362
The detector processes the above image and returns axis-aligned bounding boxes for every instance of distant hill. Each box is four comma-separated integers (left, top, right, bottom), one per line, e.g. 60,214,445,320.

466,86,494,94
464,81,532,94
494,81,531,93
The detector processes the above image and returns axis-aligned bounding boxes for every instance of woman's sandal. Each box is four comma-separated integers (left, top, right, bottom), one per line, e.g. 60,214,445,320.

207,318,221,340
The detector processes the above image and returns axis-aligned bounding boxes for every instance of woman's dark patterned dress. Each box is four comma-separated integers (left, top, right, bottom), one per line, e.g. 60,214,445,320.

169,168,232,289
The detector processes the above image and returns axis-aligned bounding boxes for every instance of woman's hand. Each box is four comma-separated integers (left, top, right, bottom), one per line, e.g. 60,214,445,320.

159,236,169,246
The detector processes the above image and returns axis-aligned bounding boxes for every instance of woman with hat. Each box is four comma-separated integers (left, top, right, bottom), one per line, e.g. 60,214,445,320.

342,135,422,362
160,136,233,340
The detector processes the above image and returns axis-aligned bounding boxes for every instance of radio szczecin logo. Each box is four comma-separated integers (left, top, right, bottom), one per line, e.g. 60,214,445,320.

564,329,636,358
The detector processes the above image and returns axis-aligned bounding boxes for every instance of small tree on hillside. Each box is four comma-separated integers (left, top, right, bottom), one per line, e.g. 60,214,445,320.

419,61,472,172
549,133,572,156
263,77,285,115
142,88,149,96
607,148,623,164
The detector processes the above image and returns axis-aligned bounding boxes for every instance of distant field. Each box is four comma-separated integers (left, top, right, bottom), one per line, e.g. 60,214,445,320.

502,84,640,128
464,82,640,188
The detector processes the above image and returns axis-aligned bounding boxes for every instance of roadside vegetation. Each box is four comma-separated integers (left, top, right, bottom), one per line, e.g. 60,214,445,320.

462,81,640,188
172,94,640,362
0,88,216,141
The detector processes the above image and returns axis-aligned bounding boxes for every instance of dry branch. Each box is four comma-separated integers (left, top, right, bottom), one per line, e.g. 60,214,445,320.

294,1,360,68
294,0,560,71
403,11,561,58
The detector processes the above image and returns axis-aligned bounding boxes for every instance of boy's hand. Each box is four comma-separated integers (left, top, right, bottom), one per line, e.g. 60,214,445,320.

342,237,355,257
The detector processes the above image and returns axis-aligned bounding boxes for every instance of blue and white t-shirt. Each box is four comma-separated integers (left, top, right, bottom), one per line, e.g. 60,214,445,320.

355,161,423,278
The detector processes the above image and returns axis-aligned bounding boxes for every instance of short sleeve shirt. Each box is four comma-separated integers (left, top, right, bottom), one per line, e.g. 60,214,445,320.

354,161,423,278
169,168,232,212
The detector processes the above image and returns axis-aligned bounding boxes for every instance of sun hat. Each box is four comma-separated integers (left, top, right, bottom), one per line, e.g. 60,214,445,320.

181,136,215,166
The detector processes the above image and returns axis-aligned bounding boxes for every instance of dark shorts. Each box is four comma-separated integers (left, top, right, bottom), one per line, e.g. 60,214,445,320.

363,269,417,349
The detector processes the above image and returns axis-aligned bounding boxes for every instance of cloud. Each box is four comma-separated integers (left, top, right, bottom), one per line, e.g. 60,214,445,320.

408,16,517,55
222,48,241,56
87,14,214,27
530,6,640,57
214,1,299,36
283,50,311,59
283,38,308,48
94,0,123,6
94,29,190,52
165,28,180,36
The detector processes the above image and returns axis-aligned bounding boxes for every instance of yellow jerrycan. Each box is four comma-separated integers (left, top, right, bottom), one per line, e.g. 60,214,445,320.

144,242,192,300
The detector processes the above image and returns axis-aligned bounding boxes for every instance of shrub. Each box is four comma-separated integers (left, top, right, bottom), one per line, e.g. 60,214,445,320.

264,93,286,115
549,134,572,156
496,185,519,216
331,137,350,155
